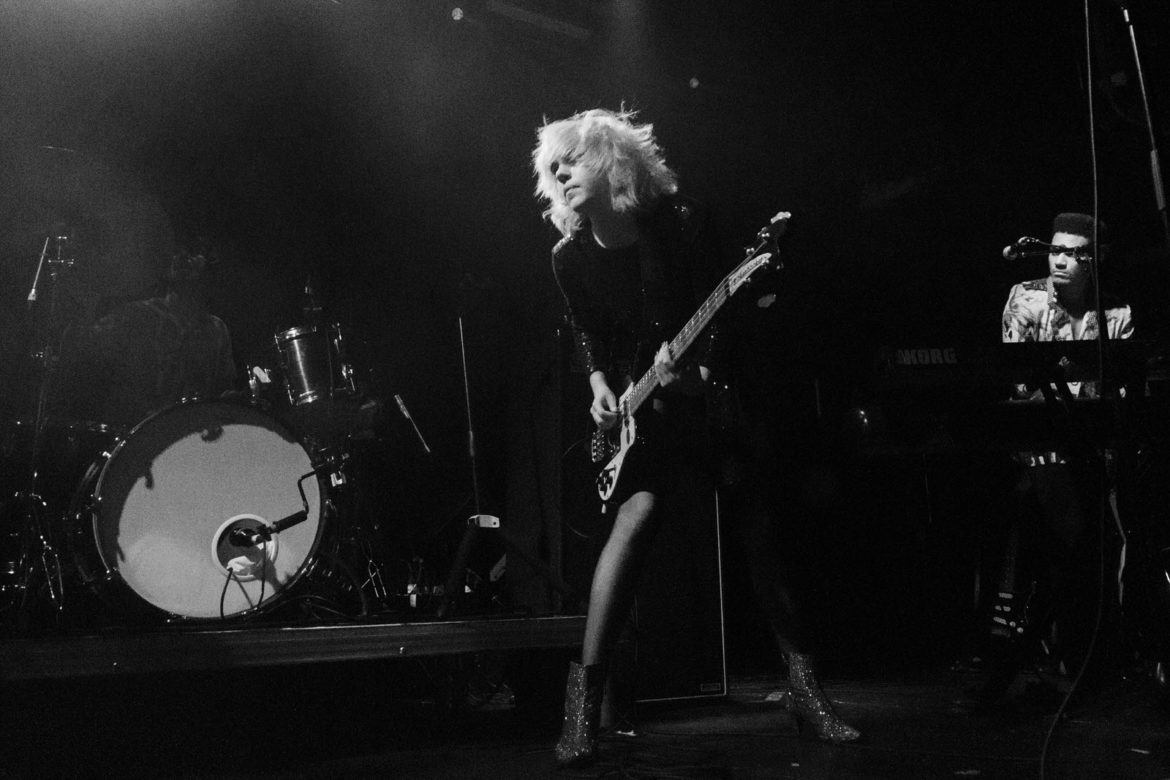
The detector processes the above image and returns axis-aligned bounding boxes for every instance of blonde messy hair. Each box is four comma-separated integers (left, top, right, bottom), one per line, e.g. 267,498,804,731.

532,107,679,238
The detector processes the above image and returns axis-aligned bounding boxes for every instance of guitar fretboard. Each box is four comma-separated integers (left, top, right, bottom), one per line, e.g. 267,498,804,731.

620,251,769,417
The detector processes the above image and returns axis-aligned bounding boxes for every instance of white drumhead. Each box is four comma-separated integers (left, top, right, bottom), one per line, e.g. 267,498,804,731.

93,401,322,618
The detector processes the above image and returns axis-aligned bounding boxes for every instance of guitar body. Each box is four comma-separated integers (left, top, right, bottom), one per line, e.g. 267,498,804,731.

595,413,636,503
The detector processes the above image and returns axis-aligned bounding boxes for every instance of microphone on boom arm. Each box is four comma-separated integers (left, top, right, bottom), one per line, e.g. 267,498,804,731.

1001,236,1093,261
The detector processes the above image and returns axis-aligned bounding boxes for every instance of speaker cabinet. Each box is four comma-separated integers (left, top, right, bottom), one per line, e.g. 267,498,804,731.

630,484,726,702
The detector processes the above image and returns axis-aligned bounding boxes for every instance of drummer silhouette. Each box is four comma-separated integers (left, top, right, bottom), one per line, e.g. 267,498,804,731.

55,240,236,430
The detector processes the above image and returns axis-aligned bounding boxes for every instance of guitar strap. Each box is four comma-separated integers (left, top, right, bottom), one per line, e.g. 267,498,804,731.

632,213,668,377
631,199,710,380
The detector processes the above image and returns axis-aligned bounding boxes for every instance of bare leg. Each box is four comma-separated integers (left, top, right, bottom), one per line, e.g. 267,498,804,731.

580,490,659,666
556,490,660,767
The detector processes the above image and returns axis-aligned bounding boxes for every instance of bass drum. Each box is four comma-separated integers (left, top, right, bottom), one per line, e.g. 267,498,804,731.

70,400,325,620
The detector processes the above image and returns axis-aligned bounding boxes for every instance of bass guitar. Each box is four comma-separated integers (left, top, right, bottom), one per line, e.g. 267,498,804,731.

592,211,790,502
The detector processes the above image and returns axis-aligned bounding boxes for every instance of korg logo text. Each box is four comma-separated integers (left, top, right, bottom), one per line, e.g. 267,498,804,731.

895,347,958,366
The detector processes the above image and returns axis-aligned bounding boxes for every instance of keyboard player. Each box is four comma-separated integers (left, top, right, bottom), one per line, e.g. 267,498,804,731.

966,212,1133,710
1001,212,1134,385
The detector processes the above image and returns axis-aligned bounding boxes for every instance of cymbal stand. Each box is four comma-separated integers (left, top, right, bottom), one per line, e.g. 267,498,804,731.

5,231,75,627
1114,1,1170,250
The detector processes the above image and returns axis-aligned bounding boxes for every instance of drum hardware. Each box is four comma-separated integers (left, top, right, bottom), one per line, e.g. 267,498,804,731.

300,449,395,613
224,458,330,548
248,365,276,406
0,494,66,629
344,541,392,612
362,545,390,604
208,444,393,621
302,275,325,325
293,544,372,619
26,230,75,306
3,225,81,624
402,556,440,609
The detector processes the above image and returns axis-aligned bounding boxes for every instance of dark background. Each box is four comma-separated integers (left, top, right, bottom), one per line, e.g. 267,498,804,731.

2,0,1168,669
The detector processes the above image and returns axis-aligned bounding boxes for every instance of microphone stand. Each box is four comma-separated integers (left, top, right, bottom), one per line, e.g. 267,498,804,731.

435,317,483,618
435,317,579,618
1100,2,1170,699
1115,1,1170,251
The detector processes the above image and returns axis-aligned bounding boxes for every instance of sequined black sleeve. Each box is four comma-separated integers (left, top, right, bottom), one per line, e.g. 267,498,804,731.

552,238,611,377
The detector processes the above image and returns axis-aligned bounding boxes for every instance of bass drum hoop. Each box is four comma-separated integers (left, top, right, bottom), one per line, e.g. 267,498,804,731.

70,398,326,621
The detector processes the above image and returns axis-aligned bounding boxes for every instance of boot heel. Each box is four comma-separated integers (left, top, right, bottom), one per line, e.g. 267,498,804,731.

782,654,863,744
783,693,812,738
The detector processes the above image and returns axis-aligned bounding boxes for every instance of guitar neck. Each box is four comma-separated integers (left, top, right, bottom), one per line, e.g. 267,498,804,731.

615,214,785,419
622,276,732,417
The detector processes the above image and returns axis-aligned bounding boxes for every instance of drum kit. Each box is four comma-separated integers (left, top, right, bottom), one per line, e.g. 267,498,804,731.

0,189,398,631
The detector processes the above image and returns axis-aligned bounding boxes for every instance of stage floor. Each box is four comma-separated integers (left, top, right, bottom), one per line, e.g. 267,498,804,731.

6,655,1168,778
0,613,587,681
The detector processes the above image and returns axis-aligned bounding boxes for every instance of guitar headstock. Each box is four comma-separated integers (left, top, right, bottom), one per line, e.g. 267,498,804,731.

729,210,789,294
758,211,791,242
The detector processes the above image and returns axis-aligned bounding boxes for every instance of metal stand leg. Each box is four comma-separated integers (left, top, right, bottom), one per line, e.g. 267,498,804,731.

1,493,65,634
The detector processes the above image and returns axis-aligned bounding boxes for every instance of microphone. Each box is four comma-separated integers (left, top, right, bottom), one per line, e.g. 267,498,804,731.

228,510,309,547
225,458,342,547
1002,236,1048,260
1002,236,1094,261
228,526,268,547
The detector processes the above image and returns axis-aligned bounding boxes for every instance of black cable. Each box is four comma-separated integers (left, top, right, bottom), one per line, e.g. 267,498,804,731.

285,594,352,620
219,567,237,620
258,539,268,609
1038,3,1110,777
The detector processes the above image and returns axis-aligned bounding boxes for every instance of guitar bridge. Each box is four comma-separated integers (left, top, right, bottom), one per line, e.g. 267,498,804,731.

590,428,616,464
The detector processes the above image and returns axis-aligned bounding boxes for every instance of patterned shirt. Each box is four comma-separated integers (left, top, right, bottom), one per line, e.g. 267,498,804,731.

1001,277,1133,399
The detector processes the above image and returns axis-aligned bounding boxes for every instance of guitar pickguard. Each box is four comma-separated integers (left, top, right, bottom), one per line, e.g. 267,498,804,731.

596,414,636,502
596,451,623,502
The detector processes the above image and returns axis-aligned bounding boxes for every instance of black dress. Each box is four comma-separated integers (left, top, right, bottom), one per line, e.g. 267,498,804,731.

551,195,726,503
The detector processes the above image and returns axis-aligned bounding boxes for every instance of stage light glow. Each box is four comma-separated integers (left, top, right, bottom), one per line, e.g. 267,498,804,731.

451,6,464,21
689,77,700,89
